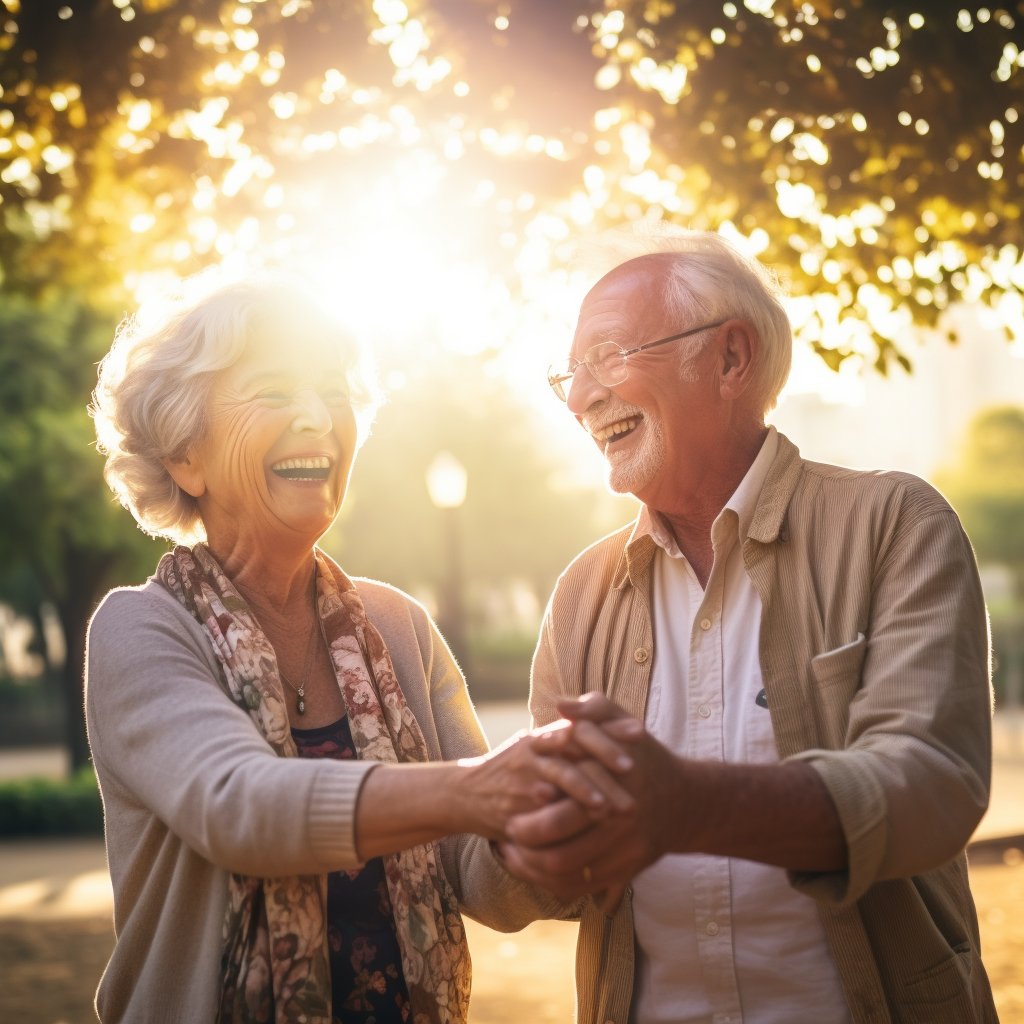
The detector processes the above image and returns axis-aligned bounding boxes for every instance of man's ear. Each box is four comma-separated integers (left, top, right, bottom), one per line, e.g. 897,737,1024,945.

162,452,206,498
718,320,759,401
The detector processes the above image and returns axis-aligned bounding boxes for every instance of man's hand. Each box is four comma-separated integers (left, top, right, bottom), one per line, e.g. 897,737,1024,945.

457,708,640,841
498,694,684,909
499,693,849,900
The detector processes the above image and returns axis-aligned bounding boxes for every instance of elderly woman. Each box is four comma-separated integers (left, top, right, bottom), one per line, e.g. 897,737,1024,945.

85,278,628,1024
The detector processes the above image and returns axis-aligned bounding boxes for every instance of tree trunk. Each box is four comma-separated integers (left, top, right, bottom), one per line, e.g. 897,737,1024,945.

28,601,55,675
53,553,116,776
55,593,94,775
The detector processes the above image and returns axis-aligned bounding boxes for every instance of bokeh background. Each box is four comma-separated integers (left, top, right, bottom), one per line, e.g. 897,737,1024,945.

1,1,1023,1020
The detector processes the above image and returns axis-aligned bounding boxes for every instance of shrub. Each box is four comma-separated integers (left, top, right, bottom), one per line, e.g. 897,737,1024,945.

0,768,103,837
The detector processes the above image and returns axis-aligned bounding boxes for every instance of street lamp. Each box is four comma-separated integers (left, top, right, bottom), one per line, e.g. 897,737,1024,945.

425,452,468,669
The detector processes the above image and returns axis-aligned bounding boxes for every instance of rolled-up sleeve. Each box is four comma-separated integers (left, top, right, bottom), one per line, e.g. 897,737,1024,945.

788,507,991,904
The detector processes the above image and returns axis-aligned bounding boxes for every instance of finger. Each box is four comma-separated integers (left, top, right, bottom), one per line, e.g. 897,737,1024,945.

531,755,614,813
510,812,625,880
530,720,580,756
539,755,635,816
497,843,585,900
562,719,636,773
529,780,560,806
506,797,593,848
556,693,625,723
600,716,646,742
572,758,636,813
531,719,574,741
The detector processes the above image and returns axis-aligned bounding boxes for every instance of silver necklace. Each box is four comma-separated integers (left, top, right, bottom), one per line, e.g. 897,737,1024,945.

278,572,319,716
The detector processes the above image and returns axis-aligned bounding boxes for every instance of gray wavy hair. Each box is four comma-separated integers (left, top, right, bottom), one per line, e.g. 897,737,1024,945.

575,225,794,414
90,276,380,545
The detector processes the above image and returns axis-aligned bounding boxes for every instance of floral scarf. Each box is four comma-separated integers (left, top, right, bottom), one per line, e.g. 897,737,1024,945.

155,543,471,1024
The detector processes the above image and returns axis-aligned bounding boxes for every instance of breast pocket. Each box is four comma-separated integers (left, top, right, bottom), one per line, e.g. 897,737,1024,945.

809,633,867,749
742,668,780,764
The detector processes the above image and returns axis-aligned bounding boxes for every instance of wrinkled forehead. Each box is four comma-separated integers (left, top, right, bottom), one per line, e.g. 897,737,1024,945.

571,254,676,357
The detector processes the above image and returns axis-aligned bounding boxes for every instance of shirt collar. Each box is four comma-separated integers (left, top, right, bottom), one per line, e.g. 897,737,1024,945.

725,425,779,542
616,428,799,589
643,426,779,556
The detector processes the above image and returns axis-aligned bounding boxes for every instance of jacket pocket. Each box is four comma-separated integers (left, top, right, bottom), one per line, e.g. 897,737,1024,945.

896,946,979,1023
809,633,867,748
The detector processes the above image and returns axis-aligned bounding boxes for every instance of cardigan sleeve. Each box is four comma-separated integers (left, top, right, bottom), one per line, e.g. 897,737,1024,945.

390,596,574,928
86,584,376,876
528,603,567,728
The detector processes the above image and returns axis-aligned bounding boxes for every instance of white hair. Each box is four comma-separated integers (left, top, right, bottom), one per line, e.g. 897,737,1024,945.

90,275,380,544
574,225,794,415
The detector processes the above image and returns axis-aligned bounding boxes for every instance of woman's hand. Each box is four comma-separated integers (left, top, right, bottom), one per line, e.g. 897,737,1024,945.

352,704,643,860
456,721,638,841
495,695,681,909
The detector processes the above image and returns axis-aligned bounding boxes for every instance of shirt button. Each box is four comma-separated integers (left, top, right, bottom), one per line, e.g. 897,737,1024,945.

699,617,712,631
705,921,720,936
697,703,711,718
633,646,650,664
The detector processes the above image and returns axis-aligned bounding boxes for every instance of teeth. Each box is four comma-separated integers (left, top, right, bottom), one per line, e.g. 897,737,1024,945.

271,457,331,471
592,417,639,442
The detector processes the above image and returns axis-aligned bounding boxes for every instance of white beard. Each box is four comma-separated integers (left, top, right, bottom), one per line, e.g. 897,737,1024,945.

605,415,666,496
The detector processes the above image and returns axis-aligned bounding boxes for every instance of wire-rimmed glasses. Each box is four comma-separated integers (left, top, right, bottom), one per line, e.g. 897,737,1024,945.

546,320,727,402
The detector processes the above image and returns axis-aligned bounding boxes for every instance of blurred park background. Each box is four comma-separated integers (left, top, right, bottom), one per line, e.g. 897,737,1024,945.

1,0,1023,1020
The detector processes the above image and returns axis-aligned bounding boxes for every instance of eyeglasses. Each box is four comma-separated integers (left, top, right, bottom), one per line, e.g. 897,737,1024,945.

546,320,727,403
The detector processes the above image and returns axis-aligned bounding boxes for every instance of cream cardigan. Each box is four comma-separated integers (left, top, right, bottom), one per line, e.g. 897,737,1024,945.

86,575,560,1023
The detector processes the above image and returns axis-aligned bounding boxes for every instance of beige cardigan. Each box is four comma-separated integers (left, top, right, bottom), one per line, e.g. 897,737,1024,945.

531,432,997,1024
86,576,560,1023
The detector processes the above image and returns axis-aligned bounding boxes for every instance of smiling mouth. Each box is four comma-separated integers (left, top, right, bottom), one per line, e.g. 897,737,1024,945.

270,456,332,482
591,416,641,445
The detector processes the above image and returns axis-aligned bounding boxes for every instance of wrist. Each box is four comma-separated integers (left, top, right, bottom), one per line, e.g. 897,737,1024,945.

450,759,487,835
664,754,717,856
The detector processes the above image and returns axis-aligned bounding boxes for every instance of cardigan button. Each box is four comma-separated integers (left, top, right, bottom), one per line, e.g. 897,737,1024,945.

633,646,650,664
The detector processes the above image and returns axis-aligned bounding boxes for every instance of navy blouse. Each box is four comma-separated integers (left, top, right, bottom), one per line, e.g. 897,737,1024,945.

292,717,411,1024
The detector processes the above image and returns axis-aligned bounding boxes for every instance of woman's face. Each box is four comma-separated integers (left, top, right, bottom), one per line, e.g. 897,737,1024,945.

186,324,359,555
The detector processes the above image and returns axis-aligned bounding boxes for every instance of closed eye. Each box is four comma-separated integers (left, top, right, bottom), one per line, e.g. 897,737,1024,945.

254,390,289,404
321,388,351,405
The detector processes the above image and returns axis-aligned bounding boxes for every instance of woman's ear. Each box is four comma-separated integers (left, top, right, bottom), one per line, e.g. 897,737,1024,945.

162,452,206,498
718,320,759,401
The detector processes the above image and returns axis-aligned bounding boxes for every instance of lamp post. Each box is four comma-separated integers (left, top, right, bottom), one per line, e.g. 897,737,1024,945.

425,451,469,670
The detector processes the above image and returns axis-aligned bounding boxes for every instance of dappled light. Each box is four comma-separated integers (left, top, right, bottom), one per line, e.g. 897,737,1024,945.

2,6,1024,1022
1,1,1021,376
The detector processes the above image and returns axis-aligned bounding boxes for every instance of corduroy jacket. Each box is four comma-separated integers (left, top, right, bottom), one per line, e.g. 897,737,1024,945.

530,432,997,1024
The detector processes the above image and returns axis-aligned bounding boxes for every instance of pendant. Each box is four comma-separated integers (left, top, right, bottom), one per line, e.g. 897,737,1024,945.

297,688,306,715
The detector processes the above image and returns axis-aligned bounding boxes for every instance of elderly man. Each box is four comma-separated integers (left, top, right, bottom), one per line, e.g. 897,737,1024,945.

501,231,997,1024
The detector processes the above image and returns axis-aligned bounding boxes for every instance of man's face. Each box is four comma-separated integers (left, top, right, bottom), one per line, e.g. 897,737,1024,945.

566,262,724,512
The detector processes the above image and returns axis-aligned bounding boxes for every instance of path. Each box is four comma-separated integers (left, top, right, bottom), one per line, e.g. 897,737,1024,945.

2,703,1022,1022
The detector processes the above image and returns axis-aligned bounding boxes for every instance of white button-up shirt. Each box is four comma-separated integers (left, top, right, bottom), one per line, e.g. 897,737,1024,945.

630,428,851,1024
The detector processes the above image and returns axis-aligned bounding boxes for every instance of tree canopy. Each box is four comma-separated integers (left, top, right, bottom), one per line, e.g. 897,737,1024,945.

937,404,1024,596
0,293,161,767
2,0,1022,765
2,0,1022,367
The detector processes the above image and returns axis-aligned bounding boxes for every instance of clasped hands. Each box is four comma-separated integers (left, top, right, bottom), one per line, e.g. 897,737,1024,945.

465,694,678,914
